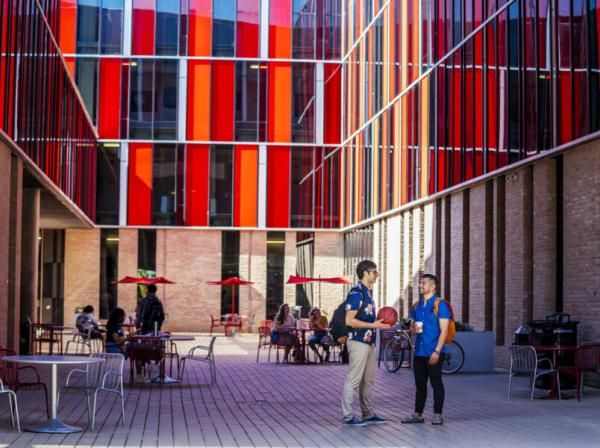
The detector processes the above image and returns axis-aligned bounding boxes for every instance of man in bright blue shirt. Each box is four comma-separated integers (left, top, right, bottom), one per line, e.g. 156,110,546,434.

341,260,390,427
401,274,450,426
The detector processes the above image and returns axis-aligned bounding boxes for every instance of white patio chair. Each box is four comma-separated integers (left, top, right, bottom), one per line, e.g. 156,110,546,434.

508,345,561,400
0,378,20,432
58,353,125,430
178,336,217,384
64,337,92,355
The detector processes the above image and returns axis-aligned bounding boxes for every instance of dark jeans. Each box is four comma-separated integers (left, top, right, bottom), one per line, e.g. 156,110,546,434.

413,354,445,414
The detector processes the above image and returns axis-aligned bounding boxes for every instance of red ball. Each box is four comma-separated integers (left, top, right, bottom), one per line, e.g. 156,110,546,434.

377,306,398,326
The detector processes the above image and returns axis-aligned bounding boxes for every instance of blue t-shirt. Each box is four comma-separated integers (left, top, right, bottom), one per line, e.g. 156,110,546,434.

345,283,376,345
411,294,451,357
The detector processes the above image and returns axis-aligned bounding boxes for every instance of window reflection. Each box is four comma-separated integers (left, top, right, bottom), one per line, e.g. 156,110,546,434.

210,146,234,226
156,0,179,55
213,0,236,56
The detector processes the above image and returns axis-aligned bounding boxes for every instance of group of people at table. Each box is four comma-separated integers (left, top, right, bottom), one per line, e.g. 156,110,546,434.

75,284,166,382
271,303,332,363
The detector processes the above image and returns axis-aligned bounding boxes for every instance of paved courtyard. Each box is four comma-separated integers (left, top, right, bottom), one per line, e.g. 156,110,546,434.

0,334,599,447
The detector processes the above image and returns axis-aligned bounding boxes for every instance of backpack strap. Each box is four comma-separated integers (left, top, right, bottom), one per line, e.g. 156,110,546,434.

433,297,454,320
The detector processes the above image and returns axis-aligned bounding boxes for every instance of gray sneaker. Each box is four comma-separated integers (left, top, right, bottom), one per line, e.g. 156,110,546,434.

432,414,444,425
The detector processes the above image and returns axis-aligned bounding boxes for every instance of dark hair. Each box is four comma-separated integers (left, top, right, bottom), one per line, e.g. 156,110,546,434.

147,284,157,294
107,307,126,328
421,273,439,290
274,303,290,325
83,305,94,314
356,260,377,280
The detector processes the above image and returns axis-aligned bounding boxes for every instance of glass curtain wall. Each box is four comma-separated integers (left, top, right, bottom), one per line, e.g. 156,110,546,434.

209,146,234,226
99,229,119,319
221,231,240,315
266,232,285,319
76,0,123,54
96,144,120,224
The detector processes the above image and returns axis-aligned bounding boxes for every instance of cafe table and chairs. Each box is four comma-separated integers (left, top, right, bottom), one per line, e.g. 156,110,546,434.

0,354,105,433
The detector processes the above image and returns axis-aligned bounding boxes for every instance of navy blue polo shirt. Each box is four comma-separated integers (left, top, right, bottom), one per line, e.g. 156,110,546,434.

411,294,451,357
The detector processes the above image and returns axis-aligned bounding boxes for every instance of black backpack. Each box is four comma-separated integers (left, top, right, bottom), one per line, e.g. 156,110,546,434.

330,296,367,343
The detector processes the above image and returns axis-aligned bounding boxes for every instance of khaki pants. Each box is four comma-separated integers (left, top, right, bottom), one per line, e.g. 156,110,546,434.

341,339,376,421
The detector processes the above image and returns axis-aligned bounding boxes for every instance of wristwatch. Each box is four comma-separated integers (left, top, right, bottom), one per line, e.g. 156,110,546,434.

433,350,440,355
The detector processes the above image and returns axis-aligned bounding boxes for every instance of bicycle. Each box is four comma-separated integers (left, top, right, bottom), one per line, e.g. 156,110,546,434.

383,326,465,374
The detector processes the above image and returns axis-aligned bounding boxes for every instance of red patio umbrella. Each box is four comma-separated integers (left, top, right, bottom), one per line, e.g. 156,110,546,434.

206,277,254,316
113,276,176,285
286,275,352,308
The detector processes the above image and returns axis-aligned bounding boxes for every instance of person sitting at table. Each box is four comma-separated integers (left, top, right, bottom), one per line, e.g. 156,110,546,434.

106,308,133,356
308,307,330,363
272,304,299,362
76,305,103,339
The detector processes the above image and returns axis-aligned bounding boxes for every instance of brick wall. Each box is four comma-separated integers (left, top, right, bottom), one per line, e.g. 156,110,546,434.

532,159,557,318
0,145,12,347
157,229,221,332
469,183,487,330
450,191,465,321
239,231,267,330
64,229,101,322
313,232,345,318
117,229,138,317
563,142,600,342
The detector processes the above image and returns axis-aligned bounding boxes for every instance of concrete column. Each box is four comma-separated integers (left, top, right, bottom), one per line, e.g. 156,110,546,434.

386,215,401,310
20,189,40,351
283,231,297,308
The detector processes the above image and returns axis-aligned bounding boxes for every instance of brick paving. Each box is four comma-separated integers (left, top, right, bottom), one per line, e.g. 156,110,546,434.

0,334,599,447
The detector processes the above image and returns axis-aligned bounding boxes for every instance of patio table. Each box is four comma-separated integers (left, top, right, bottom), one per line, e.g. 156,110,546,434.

1,355,104,433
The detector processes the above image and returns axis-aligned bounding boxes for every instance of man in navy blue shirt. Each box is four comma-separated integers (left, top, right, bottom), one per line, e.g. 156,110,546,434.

402,273,450,426
341,260,391,427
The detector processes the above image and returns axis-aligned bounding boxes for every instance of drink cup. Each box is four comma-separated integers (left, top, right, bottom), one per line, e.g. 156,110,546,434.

415,321,424,334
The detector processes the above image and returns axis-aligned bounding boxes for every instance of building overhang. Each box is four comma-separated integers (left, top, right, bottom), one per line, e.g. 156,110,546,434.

1,131,95,229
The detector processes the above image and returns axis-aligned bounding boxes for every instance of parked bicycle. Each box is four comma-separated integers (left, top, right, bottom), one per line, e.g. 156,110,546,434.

383,325,464,374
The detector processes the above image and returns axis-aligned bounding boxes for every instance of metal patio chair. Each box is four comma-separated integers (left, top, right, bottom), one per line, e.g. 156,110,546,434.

58,353,124,430
179,336,217,384
0,378,20,432
508,345,561,400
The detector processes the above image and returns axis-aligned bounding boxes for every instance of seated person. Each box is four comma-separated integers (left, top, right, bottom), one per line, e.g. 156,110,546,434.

271,304,299,362
105,308,133,355
76,305,103,339
308,307,330,362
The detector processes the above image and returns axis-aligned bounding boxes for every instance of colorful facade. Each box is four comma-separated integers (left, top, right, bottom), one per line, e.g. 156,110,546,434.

340,0,600,226
56,0,343,229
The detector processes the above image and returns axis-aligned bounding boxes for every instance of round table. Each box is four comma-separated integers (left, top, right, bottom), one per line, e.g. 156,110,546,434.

154,335,196,383
1,355,105,433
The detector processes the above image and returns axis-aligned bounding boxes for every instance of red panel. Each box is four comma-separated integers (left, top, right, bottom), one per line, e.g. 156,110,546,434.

211,61,235,141
324,64,341,144
186,145,210,226
474,68,484,149
558,72,572,144
98,58,121,139
269,0,292,58
188,0,212,56
128,143,152,225
267,147,291,228
237,0,260,58
132,0,155,55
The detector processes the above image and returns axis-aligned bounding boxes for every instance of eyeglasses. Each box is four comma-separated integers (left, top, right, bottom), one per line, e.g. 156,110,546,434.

367,269,379,274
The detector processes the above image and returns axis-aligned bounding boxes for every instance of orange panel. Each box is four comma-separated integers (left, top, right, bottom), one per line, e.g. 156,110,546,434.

187,61,211,141
234,146,258,227
189,0,212,56
59,0,76,54
267,62,292,142
128,143,153,225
